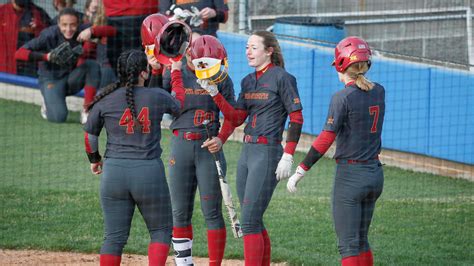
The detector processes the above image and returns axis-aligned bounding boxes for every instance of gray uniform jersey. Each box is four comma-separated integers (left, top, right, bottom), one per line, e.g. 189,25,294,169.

84,86,180,159
237,66,302,142
324,83,385,160
163,66,235,134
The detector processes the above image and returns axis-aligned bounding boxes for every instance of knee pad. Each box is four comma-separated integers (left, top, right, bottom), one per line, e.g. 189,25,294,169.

172,237,193,265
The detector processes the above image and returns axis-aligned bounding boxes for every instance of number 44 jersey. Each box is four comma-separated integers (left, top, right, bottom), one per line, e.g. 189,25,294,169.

84,86,181,160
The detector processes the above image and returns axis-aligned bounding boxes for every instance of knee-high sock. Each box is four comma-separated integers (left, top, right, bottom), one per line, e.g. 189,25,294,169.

173,225,194,266
243,233,264,266
261,229,271,266
341,255,360,266
148,242,170,266
100,254,121,266
83,85,97,108
359,250,373,266
208,228,227,266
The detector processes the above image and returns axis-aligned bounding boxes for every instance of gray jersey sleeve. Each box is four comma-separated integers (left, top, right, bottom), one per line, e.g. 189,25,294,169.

83,103,104,136
323,92,347,133
219,76,236,107
277,73,302,113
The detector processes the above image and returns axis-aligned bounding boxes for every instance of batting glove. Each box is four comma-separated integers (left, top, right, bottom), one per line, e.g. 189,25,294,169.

197,79,218,96
275,153,293,181
287,166,306,193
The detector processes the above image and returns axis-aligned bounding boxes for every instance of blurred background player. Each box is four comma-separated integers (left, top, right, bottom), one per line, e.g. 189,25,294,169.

160,0,228,39
199,31,304,265
0,0,51,76
286,36,385,266
51,0,84,25
14,8,100,124
164,35,236,266
83,49,181,266
79,0,117,88
103,0,159,73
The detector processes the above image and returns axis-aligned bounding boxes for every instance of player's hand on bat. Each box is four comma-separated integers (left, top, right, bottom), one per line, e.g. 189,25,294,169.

196,79,218,96
77,28,92,42
201,137,222,153
287,166,306,193
90,161,103,175
199,7,216,20
275,152,293,180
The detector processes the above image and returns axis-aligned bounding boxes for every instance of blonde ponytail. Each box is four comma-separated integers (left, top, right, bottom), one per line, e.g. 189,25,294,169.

346,62,374,91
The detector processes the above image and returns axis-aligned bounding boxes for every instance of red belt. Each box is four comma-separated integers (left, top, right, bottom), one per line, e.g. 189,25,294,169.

243,135,269,144
173,130,203,140
336,156,379,164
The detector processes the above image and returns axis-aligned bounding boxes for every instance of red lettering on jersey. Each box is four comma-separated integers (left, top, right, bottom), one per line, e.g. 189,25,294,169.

194,109,214,126
244,92,269,100
119,107,151,134
369,105,380,133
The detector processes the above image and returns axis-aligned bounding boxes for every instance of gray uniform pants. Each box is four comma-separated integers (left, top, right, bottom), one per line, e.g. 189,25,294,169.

168,133,225,230
100,158,172,255
332,160,384,258
39,60,100,123
237,143,282,235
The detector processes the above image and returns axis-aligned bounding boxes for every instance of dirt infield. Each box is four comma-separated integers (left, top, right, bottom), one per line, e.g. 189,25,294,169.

0,249,288,265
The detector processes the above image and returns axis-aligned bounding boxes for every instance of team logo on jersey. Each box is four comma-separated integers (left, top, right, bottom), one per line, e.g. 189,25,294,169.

293,98,301,104
169,157,176,166
327,117,334,124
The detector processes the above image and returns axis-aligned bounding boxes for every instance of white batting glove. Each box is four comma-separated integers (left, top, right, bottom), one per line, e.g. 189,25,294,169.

196,79,218,96
287,166,306,193
275,153,293,181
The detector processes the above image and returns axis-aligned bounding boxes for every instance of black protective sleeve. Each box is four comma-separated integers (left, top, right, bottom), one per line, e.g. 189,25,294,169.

286,122,302,143
301,146,323,169
86,151,102,163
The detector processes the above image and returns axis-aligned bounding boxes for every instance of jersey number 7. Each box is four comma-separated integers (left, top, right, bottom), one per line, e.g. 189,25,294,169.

369,105,379,133
119,107,151,134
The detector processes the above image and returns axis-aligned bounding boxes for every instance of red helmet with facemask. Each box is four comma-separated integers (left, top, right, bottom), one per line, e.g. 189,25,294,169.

153,20,192,65
332,36,372,73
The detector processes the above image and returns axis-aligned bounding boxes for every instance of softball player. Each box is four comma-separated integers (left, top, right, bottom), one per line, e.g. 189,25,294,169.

162,35,236,266
287,36,385,266
199,31,304,265
83,50,181,266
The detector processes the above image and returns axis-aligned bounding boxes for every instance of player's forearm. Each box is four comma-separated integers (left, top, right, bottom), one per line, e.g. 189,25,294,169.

217,118,235,144
299,130,336,170
91,25,117,37
15,47,48,62
171,70,185,108
284,110,304,155
213,93,248,127
84,132,101,163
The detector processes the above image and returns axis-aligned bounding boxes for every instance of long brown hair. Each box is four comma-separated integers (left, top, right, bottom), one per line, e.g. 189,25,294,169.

252,31,285,69
345,62,374,91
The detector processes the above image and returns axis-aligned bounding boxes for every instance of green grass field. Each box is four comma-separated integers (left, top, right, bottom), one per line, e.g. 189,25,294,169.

0,99,473,265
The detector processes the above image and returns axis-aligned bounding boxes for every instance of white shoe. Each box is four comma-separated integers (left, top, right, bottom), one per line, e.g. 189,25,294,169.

40,100,47,120
80,109,89,124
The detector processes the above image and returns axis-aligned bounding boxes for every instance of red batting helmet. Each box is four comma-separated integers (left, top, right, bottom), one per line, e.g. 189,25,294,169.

332,36,372,73
153,20,192,65
141,13,169,47
190,35,229,83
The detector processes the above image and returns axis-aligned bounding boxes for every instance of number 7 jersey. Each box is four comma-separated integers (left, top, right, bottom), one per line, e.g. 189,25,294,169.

323,83,385,161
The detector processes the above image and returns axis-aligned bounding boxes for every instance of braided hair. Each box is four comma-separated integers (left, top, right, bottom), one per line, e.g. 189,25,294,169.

87,50,148,122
